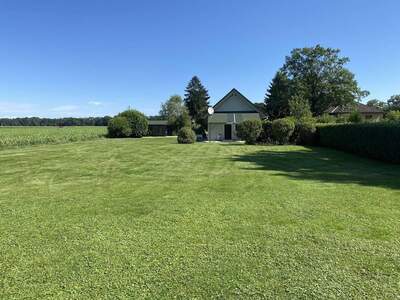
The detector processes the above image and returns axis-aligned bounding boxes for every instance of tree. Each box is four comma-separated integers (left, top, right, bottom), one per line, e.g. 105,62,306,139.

288,94,312,121
183,76,210,132
367,99,386,110
387,95,400,111
160,95,190,133
281,45,368,115
264,71,292,119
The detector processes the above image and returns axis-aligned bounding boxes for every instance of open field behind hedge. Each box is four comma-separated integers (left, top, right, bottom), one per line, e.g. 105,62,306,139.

1,137,400,298
0,126,107,149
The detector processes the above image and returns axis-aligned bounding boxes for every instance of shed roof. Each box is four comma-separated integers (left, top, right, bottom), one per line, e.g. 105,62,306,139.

148,120,168,125
325,102,383,114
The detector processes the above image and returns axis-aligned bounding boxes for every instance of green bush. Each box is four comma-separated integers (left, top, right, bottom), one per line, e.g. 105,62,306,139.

177,127,196,144
348,111,364,123
271,118,295,144
317,123,400,163
107,117,132,138
257,120,273,144
118,109,148,137
317,113,336,124
236,119,262,144
386,110,400,122
291,120,317,145
335,115,348,123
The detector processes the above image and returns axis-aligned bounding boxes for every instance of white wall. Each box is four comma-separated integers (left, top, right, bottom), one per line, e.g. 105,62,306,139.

208,123,225,141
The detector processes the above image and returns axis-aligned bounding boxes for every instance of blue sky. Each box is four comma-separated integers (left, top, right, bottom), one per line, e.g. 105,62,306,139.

1,0,399,118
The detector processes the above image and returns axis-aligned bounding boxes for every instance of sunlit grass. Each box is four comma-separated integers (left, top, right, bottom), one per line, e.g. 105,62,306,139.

0,137,399,298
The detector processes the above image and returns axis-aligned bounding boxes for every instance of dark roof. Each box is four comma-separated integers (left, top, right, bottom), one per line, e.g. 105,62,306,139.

212,88,259,113
325,102,383,114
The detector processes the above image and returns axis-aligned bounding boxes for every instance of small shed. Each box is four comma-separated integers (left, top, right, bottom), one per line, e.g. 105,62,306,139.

148,120,172,136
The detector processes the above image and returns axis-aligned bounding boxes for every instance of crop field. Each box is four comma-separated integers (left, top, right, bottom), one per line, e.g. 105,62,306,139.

0,126,106,149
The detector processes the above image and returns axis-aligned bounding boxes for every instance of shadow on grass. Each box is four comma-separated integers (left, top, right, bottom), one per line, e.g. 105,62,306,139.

230,146,400,190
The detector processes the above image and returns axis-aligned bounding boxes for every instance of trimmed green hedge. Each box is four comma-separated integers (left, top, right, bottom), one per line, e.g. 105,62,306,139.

317,122,400,163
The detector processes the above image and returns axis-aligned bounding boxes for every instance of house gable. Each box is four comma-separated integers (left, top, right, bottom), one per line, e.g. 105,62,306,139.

213,89,258,113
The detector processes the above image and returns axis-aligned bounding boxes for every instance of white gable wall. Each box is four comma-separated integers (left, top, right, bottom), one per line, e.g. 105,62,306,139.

208,89,261,141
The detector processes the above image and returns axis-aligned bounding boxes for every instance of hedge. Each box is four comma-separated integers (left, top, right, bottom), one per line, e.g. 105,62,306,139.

236,119,262,144
317,122,400,163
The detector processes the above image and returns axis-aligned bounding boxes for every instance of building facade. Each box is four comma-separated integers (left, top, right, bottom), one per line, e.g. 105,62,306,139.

208,89,261,141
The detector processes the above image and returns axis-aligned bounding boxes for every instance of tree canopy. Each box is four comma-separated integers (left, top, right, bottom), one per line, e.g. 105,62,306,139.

387,95,400,111
264,71,291,119
264,45,368,118
184,76,210,131
159,95,190,133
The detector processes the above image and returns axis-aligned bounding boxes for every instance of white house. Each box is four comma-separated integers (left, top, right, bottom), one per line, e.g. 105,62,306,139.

208,89,261,141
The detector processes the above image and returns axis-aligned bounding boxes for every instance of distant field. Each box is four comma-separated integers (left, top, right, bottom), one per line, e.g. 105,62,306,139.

0,126,107,149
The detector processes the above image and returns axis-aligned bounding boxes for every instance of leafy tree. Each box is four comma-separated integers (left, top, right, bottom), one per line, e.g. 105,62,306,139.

367,99,386,110
160,95,191,133
264,71,291,119
288,94,312,121
387,95,400,111
183,76,210,132
281,45,368,115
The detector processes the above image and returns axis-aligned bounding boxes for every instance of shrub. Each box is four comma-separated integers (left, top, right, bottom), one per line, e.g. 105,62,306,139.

118,109,148,137
107,117,132,138
336,115,348,123
177,127,196,144
236,119,262,144
295,121,317,145
317,113,336,124
271,118,295,144
317,122,400,163
348,111,364,123
386,110,400,122
257,120,273,144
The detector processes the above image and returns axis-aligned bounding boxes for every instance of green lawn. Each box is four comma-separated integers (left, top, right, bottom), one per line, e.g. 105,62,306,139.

1,137,399,298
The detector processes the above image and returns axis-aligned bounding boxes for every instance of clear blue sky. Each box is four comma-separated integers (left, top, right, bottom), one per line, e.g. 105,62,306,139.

1,0,399,118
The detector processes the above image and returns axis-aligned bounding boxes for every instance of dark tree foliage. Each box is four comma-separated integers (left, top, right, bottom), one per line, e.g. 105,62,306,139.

0,116,112,126
183,76,210,131
387,95,400,111
366,99,387,110
264,71,292,119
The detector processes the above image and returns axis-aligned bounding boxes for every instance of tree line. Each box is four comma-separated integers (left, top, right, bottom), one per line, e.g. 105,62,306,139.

0,116,112,126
